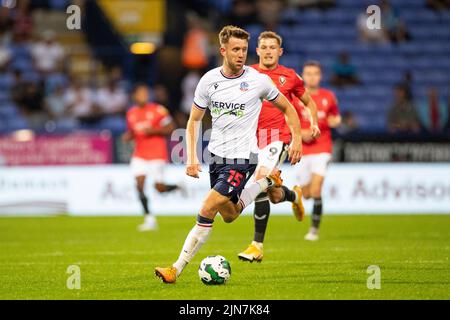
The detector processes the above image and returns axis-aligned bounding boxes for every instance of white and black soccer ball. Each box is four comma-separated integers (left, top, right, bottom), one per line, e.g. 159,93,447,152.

198,255,231,285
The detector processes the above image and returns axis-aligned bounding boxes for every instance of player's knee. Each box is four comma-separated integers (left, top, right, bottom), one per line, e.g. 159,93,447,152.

302,188,312,199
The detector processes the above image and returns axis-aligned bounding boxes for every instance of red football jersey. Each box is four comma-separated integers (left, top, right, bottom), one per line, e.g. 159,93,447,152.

251,64,305,148
126,102,172,161
298,88,339,155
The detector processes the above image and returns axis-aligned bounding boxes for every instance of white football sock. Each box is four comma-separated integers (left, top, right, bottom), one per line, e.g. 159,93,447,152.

173,222,212,277
238,178,270,210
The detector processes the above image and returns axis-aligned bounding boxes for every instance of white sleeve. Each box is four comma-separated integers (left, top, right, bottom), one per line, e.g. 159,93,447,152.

261,74,280,101
193,75,209,110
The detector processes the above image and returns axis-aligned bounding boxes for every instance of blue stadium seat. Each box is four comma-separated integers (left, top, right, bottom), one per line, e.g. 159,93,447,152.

6,116,29,131
22,71,40,83
45,73,69,93
0,103,19,118
0,73,14,90
98,116,126,134
10,58,33,73
390,0,425,7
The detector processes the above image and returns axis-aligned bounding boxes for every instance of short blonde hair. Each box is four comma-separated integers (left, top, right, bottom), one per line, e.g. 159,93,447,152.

219,25,250,46
258,31,283,47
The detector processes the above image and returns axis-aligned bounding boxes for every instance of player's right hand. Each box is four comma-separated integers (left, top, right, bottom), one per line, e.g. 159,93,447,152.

288,139,302,165
186,162,202,178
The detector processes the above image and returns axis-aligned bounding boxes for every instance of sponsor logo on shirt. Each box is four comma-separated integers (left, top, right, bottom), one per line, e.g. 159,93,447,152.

211,101,246,118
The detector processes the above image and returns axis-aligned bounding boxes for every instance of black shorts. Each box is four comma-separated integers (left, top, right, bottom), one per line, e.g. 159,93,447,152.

208,152,257,204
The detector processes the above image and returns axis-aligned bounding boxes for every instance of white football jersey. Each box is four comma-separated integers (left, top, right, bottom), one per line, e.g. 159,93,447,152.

194,66,280,159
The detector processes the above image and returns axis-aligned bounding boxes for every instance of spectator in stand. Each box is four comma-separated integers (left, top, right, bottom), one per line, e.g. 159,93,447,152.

446,94,450,131
387,85,420,134
152,84,174,111
11,69,26,100
180,70,201,117
337,110,359,134
226,0,257,27
426,0,450,11
0,6,13,44
31,30,65,76
11,0,33,42
15,79,46,129
177,69,201,128
256,0,284,30
64,78,101,125
181,12,211,71
96,80,128,117
416,87,448,133
289,0,335,10
399,70,413,101
109,66,130,92
330,52,359,87
380,0,410,44
44,84,76,130
0,41,11,70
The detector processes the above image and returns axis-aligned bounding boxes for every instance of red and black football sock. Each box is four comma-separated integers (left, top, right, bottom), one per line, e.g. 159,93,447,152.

253,192,270,243
138,191,150,215
279,185,296,202
311,197,323,229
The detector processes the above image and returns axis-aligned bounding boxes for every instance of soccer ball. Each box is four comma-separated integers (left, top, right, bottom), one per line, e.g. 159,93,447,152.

198,255,231,285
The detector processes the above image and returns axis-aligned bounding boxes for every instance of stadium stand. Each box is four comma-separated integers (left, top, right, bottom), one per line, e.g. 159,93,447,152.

0,0,448,135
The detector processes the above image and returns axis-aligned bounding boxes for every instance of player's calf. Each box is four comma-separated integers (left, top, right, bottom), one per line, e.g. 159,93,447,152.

267,185,305,221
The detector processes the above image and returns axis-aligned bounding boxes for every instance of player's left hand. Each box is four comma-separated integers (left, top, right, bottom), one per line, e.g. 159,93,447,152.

311,124,321,139
288,139,302,165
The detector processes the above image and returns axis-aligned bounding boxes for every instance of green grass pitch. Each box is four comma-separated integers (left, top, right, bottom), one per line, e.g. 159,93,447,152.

0,215,449,300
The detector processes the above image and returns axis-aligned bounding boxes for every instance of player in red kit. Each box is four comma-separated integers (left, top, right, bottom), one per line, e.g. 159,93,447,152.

297,61,341,241
238,31,320,262
122,84,180,231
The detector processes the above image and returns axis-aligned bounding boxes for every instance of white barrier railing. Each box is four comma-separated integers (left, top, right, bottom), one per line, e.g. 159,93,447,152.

0,164,449,216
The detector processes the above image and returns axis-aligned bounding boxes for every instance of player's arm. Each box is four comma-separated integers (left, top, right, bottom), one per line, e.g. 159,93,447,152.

271,93,302,165
185,104,205,178
300,107,314,143
327,93,341,128
143,121,176,136
299,89,320,138
327,115,342,128
122,114,134,142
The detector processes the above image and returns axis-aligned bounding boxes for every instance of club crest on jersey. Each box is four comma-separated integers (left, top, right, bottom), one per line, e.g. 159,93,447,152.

214,83,219,90
239,81,249,92
279,76,286,86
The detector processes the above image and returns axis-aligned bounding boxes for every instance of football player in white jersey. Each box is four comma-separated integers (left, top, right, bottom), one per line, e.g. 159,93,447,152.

155,26,302,283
